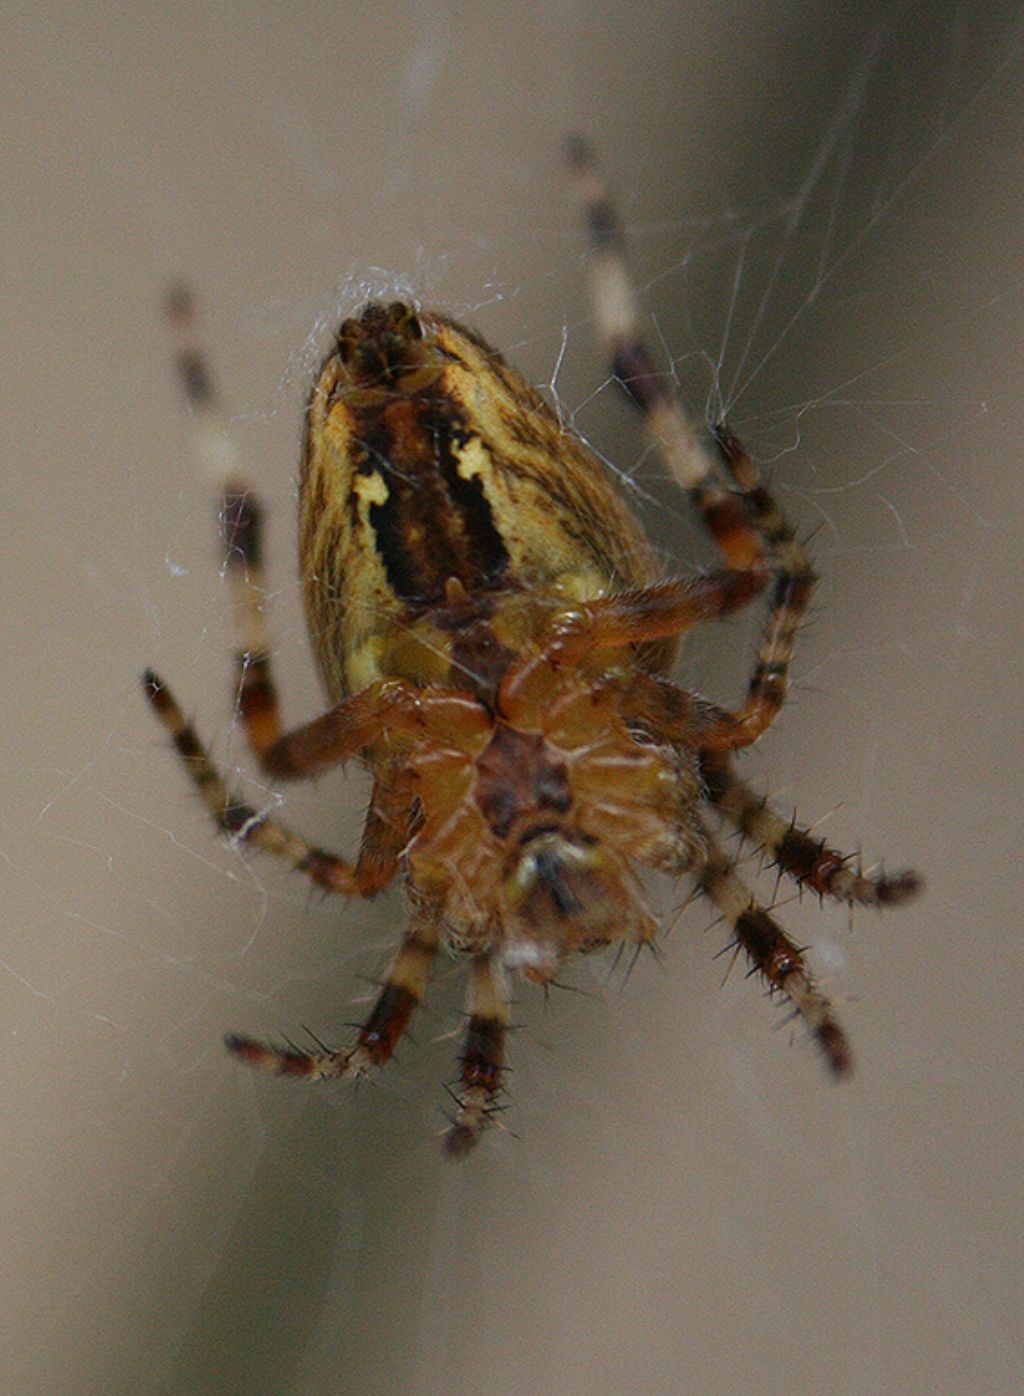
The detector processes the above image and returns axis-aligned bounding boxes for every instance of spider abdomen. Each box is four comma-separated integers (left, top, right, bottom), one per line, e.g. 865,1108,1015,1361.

298,301,671,702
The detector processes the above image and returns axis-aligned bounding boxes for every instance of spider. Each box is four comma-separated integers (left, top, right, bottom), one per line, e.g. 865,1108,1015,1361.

144,138,920,1156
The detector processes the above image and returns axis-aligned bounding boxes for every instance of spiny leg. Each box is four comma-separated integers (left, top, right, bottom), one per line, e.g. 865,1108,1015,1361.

227,911,440,1078
443,955,511,1158
694,823,851,1075
700,748,922,907
142,670,402,896
587,426,815,751
165,284,283,767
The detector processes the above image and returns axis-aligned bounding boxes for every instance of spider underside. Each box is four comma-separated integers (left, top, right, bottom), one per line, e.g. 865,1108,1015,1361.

146,140,920,1156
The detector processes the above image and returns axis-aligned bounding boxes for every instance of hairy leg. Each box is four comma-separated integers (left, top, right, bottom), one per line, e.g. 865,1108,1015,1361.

226,910,440,1078
500,569,765,724
443,955,511,1157
694,822,851,1075
699,749,921,906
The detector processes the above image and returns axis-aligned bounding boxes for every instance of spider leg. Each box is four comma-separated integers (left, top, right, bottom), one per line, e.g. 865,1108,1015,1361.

561,569,769,653
694,823,851,1075
142,670,402,896
566,136,764,570
698,426,817,748
618,429,815,751
258,684,489,780
699,749,921,907
567,145,816,750
166,285,286,770
443,954,510,1157
640,423,816,751
522,427,814,750
226,911,440,1079
500,570,766,721
353,766,419,897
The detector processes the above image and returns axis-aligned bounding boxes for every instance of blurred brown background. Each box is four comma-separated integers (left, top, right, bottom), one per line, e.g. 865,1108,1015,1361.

4,2,1022,1393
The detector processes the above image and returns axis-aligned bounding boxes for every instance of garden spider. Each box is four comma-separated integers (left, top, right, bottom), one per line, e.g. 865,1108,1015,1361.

145,138,920,1156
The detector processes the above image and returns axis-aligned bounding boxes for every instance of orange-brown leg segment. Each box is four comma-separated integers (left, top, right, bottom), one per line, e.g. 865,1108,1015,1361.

500,570,766,723
443,955,510,1158
554,569,768,657
352,767,419,898
259,685,490,781
699,749,922,907
226,912,440,1079
142,670,402,897
694,824,851,1075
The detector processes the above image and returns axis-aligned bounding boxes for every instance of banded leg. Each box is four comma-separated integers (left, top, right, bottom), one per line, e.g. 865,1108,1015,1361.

226,911,440,1078
443,955,510,1158
142,670,404,896
695,824,851,1075
699,749,922,907
166,285,283,767
616,432,816,750
566,137,765,570
701,426,817,748
568,144,816,749
618,427,815,752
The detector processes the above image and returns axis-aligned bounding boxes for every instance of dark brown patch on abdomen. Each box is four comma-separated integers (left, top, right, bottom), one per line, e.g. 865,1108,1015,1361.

359,397,510,606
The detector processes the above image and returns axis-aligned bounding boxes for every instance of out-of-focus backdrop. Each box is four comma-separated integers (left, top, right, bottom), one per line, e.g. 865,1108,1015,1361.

5,3,1022,1392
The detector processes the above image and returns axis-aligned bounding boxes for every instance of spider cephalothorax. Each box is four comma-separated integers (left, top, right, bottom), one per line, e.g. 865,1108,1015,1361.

146,141,919,1155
